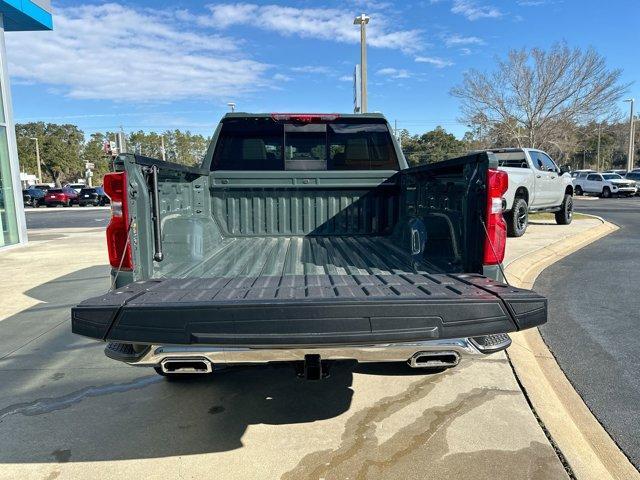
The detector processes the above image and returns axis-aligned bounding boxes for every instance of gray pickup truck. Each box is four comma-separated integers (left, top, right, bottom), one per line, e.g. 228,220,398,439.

72,113,547,379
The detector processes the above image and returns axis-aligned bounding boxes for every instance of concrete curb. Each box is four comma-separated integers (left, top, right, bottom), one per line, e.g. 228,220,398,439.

505,219,640,479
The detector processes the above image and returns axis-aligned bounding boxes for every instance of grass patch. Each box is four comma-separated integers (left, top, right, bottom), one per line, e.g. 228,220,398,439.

529,212,590,221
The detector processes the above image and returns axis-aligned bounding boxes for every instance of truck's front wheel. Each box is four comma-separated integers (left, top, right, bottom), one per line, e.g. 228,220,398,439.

555,194,573,225
506,198,528,237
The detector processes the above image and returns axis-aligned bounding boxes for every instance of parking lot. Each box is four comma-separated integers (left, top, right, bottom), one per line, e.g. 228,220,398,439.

0,209,601,480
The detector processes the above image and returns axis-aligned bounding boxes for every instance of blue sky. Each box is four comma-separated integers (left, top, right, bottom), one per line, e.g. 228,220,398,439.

5,0,640,139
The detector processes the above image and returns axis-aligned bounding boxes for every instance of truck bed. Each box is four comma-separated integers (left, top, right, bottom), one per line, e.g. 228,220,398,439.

170,235,435,278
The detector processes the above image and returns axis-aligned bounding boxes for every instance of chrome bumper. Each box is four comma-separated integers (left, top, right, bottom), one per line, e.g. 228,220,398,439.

128,338,495,367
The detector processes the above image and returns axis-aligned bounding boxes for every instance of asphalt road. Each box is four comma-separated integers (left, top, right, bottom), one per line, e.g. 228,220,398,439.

25,207,110,229
535,195,640,469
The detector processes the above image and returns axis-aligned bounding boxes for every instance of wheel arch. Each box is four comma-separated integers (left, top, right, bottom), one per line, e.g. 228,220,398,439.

514,186,529,204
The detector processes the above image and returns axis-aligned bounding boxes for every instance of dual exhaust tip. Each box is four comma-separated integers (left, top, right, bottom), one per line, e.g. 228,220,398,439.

160,358,212,374
158,351,462,375
408,351,460,369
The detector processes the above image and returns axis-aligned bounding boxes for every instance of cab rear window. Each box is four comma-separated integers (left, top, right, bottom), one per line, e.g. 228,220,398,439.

212,117,399,171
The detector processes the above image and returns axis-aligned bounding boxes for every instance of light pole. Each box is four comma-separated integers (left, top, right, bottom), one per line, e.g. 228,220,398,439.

353,13,370,113
29,137,42,184
624,98,635,171
227,102,236,113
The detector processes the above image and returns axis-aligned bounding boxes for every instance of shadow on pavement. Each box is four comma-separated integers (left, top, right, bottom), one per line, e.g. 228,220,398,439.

0,266,441,464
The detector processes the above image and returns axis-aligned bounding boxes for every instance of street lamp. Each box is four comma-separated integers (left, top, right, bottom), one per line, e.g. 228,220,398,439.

353,13,370,113
29,137,42,184
624,98,635,171
227,102,236,113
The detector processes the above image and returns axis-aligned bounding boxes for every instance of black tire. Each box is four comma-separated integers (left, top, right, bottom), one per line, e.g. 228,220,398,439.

575,185,583,196
506,197,528,237
601,187,611,198
555,194,573,225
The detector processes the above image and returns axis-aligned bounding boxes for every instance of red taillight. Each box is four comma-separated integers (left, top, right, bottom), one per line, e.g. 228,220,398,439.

103,172,133,270
483,169,508,265
270,113,340,123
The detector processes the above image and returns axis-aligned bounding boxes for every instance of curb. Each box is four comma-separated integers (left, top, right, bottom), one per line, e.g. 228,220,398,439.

505,220,640,480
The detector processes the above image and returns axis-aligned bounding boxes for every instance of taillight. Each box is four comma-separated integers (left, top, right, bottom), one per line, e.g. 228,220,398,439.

103,172,133,270
483,169,508,265
270,113,340,122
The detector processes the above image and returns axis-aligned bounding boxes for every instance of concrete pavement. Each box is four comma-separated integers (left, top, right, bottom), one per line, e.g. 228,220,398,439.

0,220,605,480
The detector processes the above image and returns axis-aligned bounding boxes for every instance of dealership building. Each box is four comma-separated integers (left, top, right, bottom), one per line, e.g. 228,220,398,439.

0,0,52,250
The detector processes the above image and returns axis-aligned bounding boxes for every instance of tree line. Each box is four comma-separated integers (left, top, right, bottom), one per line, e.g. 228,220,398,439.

400,120,636,170
16,123,210,187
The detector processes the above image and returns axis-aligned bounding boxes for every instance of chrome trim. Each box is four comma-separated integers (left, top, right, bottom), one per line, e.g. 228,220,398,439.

126,338,485,367
408,351,460,368
160,358,213,374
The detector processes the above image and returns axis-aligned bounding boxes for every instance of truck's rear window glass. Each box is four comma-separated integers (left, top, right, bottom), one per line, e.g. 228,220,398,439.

494,152,528,168
212,118,399,171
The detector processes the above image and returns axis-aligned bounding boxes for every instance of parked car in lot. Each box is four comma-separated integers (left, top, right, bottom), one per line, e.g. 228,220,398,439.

72,112,548,380
44,187,79,207
570,169,595,179
66,183,86,193
625,171,640,195
78,186,109,206
603,169,627,176
574,172,637,197
490,148,573,237
22,187,46,207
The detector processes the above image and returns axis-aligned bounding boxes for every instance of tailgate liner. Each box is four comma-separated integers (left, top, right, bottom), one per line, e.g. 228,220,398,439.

72,273,546,346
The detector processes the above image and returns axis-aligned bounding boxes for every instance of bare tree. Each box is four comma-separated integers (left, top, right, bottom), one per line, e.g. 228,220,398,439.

451,43,629,151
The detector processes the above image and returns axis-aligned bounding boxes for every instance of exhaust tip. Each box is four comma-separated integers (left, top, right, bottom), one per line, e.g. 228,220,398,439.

160,358,212,374
408,351,460,369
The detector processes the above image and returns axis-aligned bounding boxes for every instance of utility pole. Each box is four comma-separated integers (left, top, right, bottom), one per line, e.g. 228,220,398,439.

29,137,42,184
353,13,370,113
596,124,601,172
160,136,166,161
624,98,635,171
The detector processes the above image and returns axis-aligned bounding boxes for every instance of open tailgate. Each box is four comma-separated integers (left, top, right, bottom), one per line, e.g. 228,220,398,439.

72,273,546,346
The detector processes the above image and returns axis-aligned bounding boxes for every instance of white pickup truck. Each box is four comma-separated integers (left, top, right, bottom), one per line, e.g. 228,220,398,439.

573,172,638,197
488,148,574,237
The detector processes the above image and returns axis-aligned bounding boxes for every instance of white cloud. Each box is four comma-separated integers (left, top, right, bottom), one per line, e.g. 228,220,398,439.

290,65,334,75
203,3,423,53
415,56,454,68
273,73,292,82
442,33,485,47
339,75,353,82
459,48,472,55
5,3,271,102
451,0,502,20
376,67,411,79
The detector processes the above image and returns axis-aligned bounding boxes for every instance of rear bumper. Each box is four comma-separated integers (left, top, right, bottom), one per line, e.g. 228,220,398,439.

106,336,512,367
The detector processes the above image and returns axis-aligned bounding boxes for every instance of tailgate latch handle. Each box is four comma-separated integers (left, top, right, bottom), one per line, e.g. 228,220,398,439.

148,165,164,262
